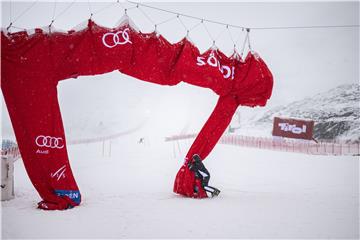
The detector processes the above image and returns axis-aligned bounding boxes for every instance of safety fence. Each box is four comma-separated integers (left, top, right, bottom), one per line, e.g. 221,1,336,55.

1,142,19,201
1,139,21,160
67,121,146,157
165,133,360,156
1,120,146,159
0,146,21,160
67,121,145,145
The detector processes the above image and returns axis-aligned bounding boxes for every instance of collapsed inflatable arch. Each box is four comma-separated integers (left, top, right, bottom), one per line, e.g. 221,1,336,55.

1,17,273,210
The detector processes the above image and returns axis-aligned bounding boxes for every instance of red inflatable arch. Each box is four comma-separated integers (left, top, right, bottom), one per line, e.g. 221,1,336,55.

1,17,273,210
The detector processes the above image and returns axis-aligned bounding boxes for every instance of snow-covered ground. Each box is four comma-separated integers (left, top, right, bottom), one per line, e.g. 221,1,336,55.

1,2,359,239
2,133,359,239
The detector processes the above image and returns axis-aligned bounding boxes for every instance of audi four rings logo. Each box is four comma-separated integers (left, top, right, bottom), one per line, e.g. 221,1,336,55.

35,135,64,149
102,28,132,48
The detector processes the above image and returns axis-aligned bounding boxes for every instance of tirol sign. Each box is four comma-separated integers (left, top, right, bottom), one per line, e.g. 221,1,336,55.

272,117,314,140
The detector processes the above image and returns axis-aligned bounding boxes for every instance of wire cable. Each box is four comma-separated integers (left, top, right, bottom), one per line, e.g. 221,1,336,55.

177,15,188,32
127,0,360,31
137,5,156,26
51,0,57,21
87,0,93,18
53,0,76,22
156,15,178,27
92,1,117,16
11,1,38,25
201,20,214,41
9,0,12,24
7,0,359,31
251,24,360,30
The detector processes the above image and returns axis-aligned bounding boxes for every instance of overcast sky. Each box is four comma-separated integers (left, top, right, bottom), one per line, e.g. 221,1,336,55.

1,1,359,137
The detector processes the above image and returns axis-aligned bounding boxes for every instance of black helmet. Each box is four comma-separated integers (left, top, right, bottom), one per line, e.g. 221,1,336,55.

192,154,202,162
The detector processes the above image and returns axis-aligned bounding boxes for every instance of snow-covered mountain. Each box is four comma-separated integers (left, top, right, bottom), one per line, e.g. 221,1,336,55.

236,84,360,143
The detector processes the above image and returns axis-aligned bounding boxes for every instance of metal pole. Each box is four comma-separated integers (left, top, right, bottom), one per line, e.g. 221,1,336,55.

109,140,112,157
173,141,176,158
102,141,105,157
177,140,182,156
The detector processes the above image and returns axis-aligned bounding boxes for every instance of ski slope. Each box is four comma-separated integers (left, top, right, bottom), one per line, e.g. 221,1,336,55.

2,134,358,239
1,2,359,239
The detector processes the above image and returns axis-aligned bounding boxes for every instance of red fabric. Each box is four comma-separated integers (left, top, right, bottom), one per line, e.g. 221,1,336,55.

1,19,273,207
173,95,238,198
172,42,233,96
173,52,274,198
49,19,135,80
88,20,135,76
1,30,81,210
38,198,72,210
232,52,274,107
122,32,183,86
173,165,207,198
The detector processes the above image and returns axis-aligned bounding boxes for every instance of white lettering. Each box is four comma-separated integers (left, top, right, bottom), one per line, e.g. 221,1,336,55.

51,165,66,181
196,52,234,79
278,123,307,134
36,149,49,154
196,56,206,66
71,192,79,199
221,65,231,79
207,53,218,67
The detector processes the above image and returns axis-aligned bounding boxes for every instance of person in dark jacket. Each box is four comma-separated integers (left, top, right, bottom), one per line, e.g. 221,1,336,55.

187,154,220,197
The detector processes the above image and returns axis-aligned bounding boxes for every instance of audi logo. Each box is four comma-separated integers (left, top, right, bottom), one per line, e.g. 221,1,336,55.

35,135,64,149
102,28,132,48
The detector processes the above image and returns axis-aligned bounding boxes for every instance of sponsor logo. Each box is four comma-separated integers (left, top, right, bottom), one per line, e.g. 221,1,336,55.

272,117,314,140
102,28,132,48
196,52,235,79
36,149,49,154
35,135,64,149
278,123,306,134
55,190,81,205
51,165,66,181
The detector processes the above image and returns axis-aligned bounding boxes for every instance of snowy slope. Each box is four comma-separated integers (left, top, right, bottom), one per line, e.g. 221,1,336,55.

1,136,358,239
1,74,358,239
234,84,360,142
1,2,359,239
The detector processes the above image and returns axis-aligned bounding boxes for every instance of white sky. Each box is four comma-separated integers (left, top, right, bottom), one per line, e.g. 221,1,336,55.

1,1,359,137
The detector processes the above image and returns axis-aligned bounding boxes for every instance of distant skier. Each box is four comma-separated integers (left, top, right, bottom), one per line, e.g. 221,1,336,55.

138,137,144,144
187,154,220,197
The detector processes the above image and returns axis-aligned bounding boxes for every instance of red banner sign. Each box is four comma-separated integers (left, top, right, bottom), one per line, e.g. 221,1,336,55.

1,17,273,208
272,117,314,140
